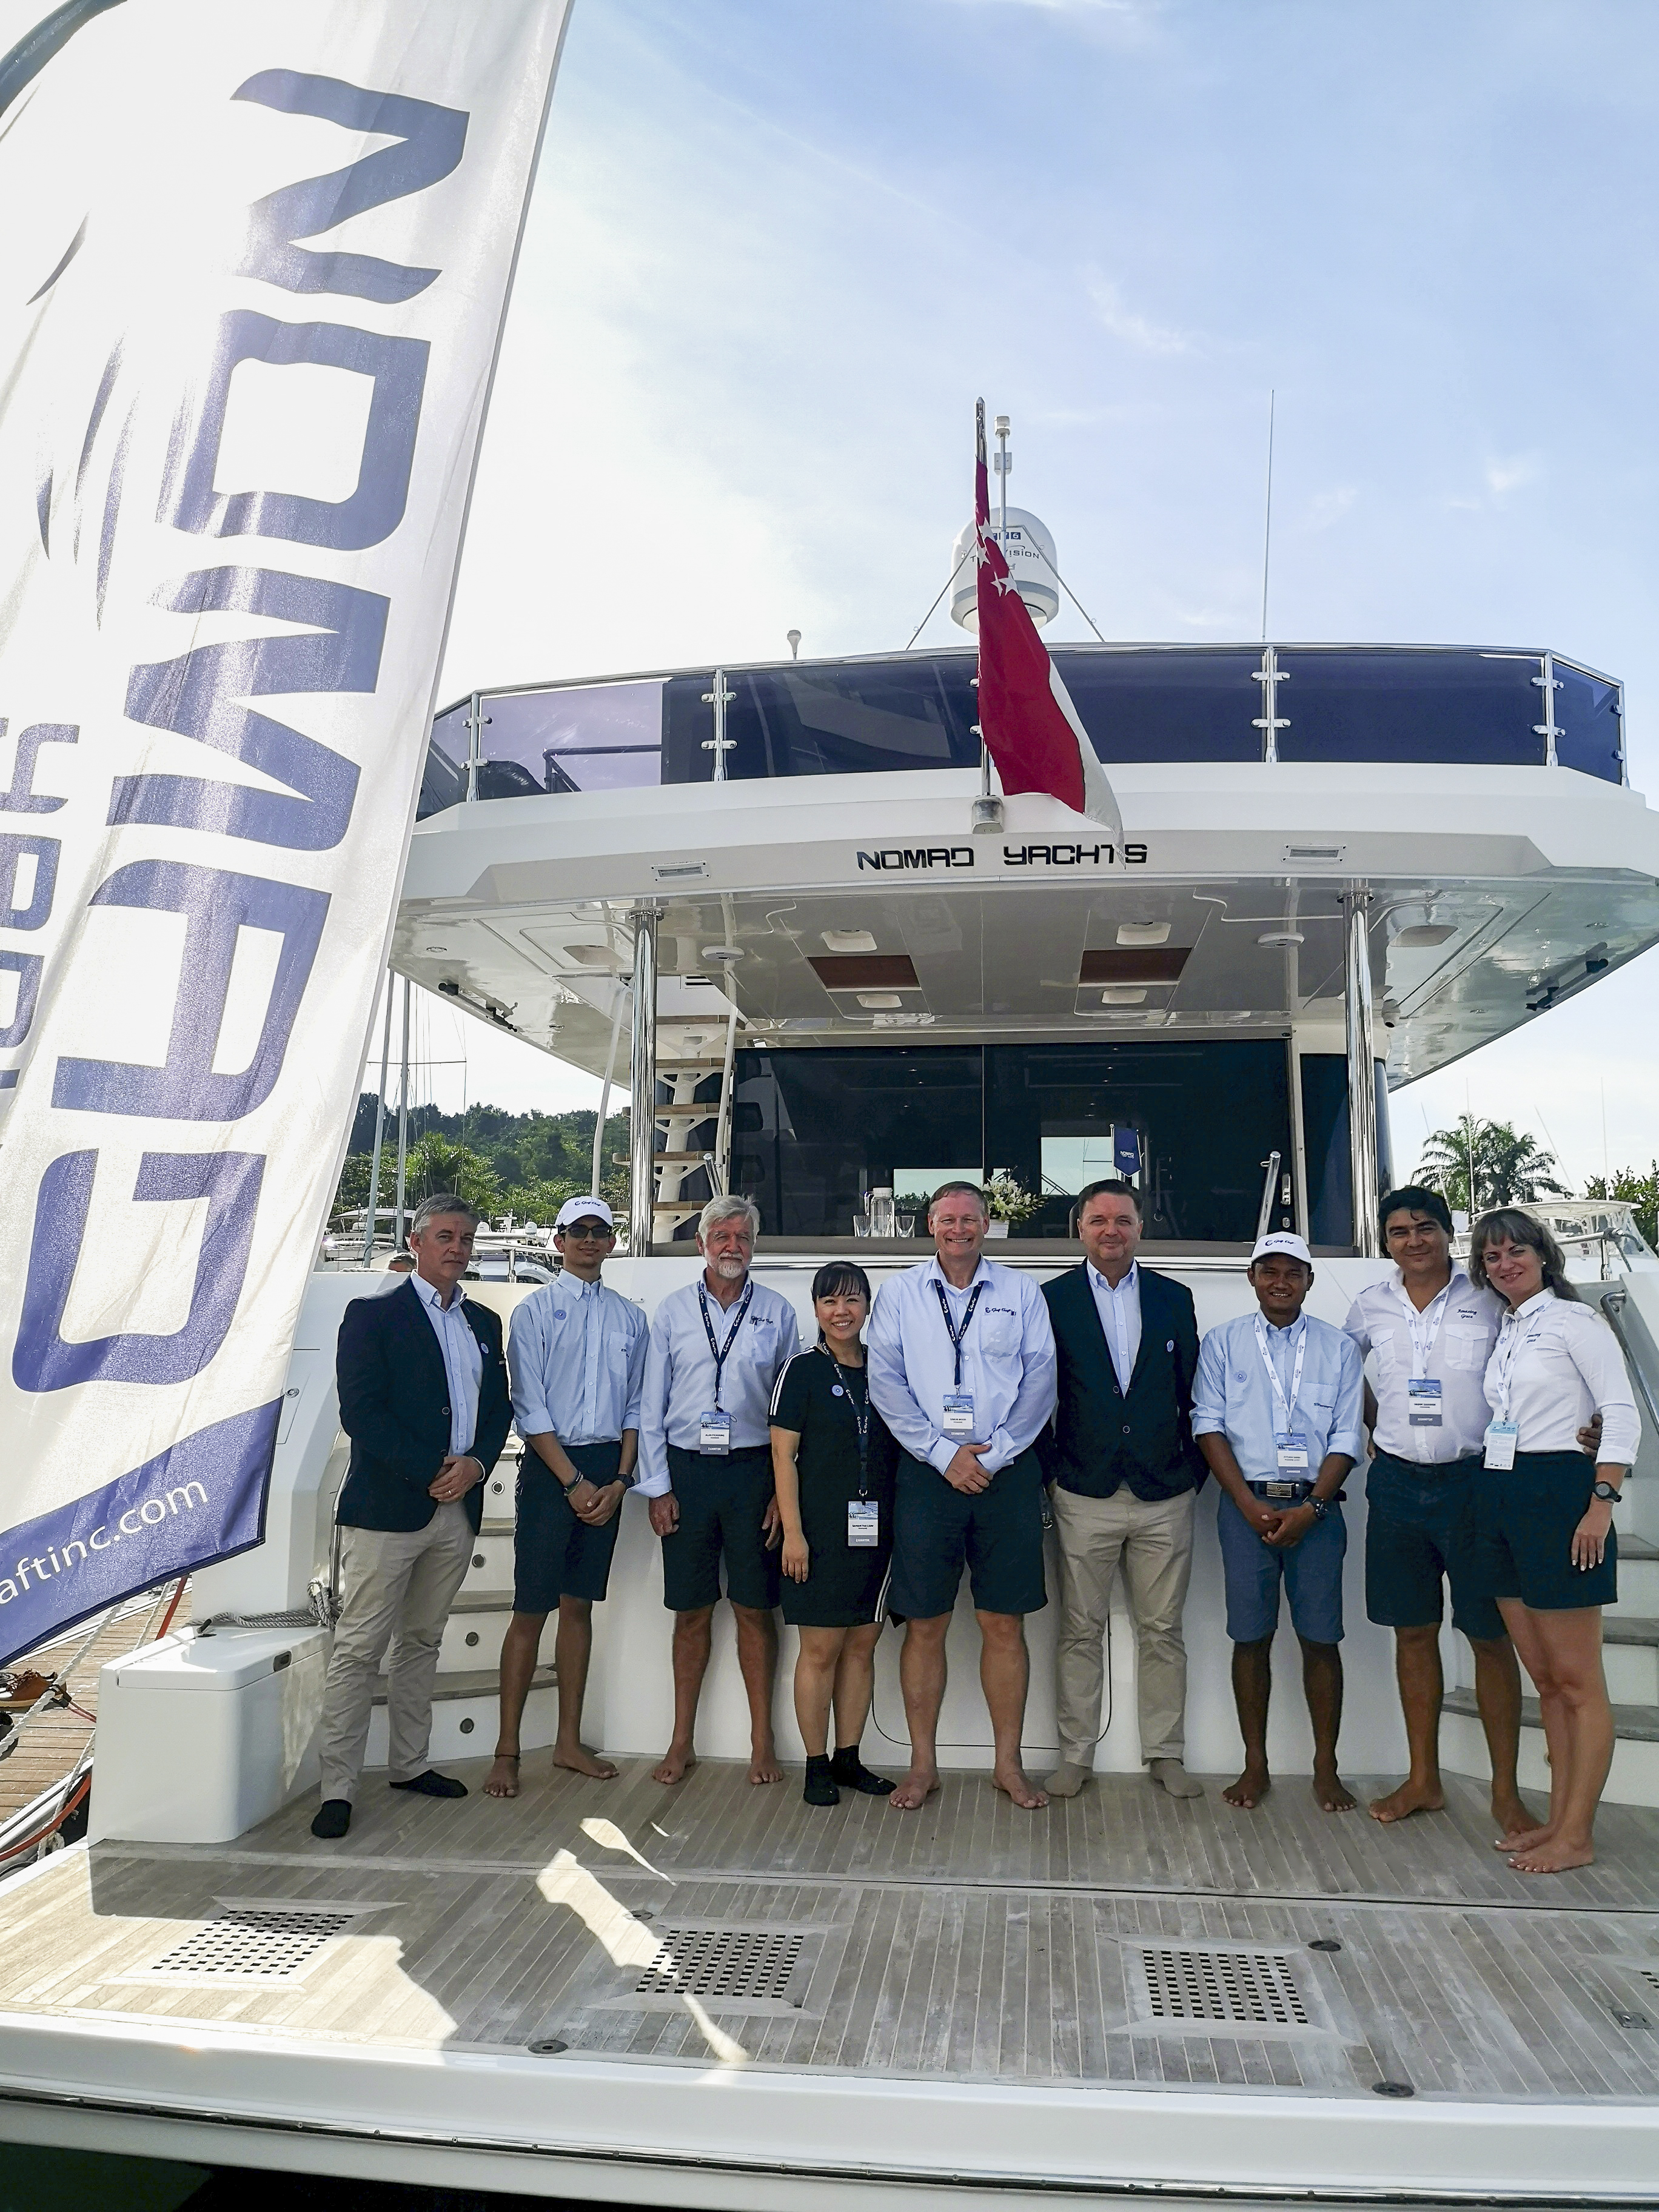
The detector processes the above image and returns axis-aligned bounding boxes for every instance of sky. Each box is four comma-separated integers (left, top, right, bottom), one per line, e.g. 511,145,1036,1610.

408,0,1659,1191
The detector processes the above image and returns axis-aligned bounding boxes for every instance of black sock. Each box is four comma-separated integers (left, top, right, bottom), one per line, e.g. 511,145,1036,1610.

831,1746,896,1795
803,1753,839,1806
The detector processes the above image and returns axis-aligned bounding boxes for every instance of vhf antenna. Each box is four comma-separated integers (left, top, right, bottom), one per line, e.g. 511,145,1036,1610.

994,412,1011,535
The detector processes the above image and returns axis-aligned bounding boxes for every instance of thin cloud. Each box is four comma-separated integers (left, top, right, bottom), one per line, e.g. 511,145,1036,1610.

1485,453,1540,497
1304,484,1358,530
1084,272,1193,355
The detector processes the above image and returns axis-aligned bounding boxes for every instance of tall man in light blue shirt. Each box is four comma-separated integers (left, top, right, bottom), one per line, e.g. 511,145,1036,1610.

1192,1232,1364,1816
486,1198,647,1800
637,1195,800,1788
867,1182,1057,1813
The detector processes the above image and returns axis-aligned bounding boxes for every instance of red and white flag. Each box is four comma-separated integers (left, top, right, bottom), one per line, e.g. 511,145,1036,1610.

973,400,1121,837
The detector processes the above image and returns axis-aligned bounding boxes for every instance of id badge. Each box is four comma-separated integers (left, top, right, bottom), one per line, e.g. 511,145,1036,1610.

942,1392,975,1437
1275,1431,1310,1473
1483,1419,1518,1470
1408,1378,1444,1427
699,1410,731,1455
847,1498,880,1548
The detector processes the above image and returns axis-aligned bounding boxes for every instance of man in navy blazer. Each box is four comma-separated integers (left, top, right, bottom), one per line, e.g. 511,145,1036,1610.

310,1195,512,1840
1039,1179,1205,1800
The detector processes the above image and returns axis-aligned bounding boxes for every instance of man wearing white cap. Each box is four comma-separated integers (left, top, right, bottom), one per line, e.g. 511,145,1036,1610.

1191,1232,1364,1815
485,1198,647,1797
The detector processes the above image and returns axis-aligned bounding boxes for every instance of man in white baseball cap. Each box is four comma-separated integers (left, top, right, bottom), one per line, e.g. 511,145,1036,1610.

486,1195,646,1798
1190,1229,1364,1816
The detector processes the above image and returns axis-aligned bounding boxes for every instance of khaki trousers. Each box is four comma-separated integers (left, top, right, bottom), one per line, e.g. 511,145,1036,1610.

317,1502,475,1801
1051,1484,1195,1768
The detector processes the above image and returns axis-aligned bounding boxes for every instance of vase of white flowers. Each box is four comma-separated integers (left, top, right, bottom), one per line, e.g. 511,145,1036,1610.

984,1170,1041,1236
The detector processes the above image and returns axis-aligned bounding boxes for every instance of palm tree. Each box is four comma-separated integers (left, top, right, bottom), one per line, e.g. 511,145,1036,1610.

404,1133,502,1216
1416,1114,1567,1214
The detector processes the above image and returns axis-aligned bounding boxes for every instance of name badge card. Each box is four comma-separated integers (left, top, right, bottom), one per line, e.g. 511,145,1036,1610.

1483,1419,1518,1471
699,1410,731,1455
1275,1431,1310,1473
942,1392,975,1436
847,1499,880,1548
1408,1378,1443,1427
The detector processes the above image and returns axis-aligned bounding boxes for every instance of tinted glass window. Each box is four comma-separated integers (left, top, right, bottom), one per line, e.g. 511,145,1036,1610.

417,702,471,819
985,1039,1292,1242
1553,661,1623,783
1051,649,1264,763
1301,1056,1392,1248
731,1047,984,1237
474,681,664,799
1274,651,1544,765
663,658,980,784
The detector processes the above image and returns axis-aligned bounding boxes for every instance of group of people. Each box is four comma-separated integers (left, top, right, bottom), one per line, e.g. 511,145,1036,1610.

309,1173,1637,1875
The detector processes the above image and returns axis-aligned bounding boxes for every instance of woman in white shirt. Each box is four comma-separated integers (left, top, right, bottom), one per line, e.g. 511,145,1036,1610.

1469,1208,1638,1875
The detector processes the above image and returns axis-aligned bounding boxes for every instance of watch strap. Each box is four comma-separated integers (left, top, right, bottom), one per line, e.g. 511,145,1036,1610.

1592,1480,1622,1503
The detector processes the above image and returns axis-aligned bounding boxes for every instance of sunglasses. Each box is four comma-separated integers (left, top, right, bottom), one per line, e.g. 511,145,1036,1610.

560,1223,614,1241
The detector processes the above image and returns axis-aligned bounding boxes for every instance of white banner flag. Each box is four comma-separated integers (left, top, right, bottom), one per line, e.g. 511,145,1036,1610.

0,0,570,1660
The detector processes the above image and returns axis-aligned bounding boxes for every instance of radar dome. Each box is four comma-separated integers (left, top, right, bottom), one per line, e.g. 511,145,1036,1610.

950,508,1060,629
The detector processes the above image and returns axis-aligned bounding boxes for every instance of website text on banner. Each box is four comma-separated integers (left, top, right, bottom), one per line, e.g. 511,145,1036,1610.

0,0,572,1664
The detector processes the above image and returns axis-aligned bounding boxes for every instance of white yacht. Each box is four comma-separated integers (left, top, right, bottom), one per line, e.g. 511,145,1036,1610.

5,622,1659,2204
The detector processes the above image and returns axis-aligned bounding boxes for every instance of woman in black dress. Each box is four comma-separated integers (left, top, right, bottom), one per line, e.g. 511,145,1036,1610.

770,1262,899,1806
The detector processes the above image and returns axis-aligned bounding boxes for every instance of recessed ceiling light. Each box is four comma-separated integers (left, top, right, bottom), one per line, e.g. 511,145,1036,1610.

1099,986,1148,1005
1257,930,1304,947
700,946,743,964
857,992,903,1008
822,929,878,954
424,943,448,953
1116,922,1170,947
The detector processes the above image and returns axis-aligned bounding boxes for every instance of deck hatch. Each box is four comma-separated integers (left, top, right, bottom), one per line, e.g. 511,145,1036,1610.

635,1925,806,2003
144,1908,356,1980
1139,1946,1310,2028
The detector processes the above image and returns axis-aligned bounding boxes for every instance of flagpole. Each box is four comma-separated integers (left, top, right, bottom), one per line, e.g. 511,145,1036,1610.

971,399,1002,831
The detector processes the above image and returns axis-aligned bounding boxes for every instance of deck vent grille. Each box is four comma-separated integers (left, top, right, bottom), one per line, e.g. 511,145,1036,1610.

635,1926,805,2003
1140,1946,1309,2028
147,1909,355,1980
1639,1968,1659,1994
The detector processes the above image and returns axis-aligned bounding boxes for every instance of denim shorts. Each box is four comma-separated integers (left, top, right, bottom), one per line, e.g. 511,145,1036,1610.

1216,1489,1346,1644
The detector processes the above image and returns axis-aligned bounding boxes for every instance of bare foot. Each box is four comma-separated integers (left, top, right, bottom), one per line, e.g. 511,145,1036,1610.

993,1763,1048,1811
1509,1835,1595,1874
1313,1768,1356,1812
651,1744,697,1785
1493,1819,1555,1854
888,1766,939,1812
483,1753,521,1799
1368,1777,1444,1823
747,1746,784,1785
553,1742,618,1780
1224,1766,1271,1809
1490,1794,1532,1844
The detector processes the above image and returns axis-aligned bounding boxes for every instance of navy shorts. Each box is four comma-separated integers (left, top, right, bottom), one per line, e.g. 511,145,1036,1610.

662,1444,781,1613
514,1440,625,1610
1365,1450,1505,1642
889,1447,1047,1621
1471,1451,1618,1612
1217,1489,1346,1644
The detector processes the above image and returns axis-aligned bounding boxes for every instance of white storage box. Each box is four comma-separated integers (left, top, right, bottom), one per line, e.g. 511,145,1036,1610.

89,1625,328,1845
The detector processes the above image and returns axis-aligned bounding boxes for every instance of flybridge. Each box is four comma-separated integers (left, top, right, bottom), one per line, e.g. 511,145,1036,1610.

421,643,1626,813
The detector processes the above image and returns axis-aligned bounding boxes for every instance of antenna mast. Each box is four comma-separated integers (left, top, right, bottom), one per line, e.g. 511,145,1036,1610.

1259,389,1275,643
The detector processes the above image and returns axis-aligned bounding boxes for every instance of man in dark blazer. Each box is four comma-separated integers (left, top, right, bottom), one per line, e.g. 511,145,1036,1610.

1039,1179,1205,1800
310,1194,512,1840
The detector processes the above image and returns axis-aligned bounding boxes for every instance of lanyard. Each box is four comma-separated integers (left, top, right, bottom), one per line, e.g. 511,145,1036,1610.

932,1277,986,1387
819,1342,870,1492
1253,1315,1307,1430
1393,1277,1452,1378
1491,1300,1544,1422
697,1279,754,1410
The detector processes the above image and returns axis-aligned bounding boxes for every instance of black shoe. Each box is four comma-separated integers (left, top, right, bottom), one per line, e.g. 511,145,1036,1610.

310,1798,352,1840
803,1755,840,1807
390,1771,468,1799
831,1747,895,1796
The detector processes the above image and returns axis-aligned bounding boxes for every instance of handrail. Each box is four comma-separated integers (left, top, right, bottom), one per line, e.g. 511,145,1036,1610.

1597,1287,1659,1443
1255,1151,1281,1244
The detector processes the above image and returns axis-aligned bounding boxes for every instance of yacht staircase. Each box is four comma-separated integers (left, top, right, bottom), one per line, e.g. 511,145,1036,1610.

649,1006,739,1243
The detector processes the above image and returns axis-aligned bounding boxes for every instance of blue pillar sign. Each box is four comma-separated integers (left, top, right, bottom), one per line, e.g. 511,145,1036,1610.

0,2,572,1661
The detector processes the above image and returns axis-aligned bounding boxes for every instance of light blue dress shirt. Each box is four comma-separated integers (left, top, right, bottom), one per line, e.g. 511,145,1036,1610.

1191,1310,1364,1482
411,1271,483,1458
636,1276,802,1495
508,1273,648,1449
1088,1261,1142,1393
866,1256,1057,1475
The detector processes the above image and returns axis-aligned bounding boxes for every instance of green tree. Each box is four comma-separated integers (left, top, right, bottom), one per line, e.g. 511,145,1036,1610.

330,1151,374,1225
404,1133,502,1215
501,1175,582,1225
1416,1114,1568,1214
1585,1163,1659,1252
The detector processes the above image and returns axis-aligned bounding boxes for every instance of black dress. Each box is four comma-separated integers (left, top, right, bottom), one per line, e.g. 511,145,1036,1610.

770,1346,898,1627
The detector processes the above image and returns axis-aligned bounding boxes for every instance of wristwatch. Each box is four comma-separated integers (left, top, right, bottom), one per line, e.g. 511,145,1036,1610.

1592,1480,1623,1504
1308,1496,1329,1520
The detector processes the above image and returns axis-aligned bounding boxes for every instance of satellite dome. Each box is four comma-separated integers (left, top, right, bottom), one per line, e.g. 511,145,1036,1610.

949,507,1061,629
